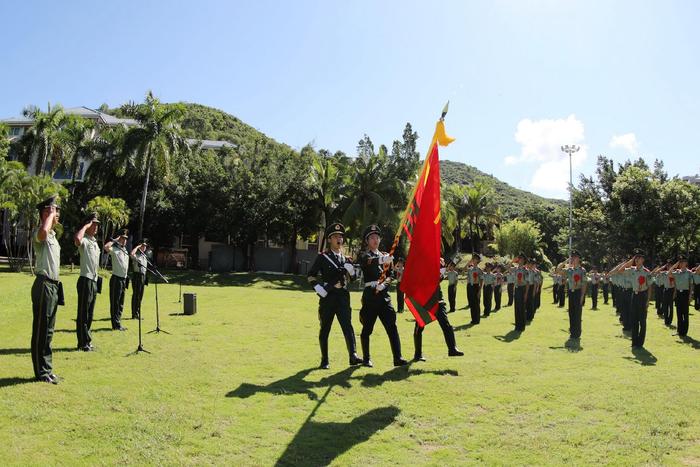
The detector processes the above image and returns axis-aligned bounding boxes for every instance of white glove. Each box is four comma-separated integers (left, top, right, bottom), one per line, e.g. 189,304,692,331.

343,263,355,275
378,254,394,265
440,268,446,276
314,284,328,298
376,282,387,292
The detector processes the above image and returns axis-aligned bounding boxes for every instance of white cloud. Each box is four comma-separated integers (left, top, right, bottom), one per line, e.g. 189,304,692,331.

609,133,639,154
503,114,588,196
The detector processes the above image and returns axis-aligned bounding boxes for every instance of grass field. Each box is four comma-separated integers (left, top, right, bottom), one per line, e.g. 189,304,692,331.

1,267,699,466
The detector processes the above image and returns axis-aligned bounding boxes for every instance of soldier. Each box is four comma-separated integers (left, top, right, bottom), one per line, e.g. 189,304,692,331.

505,266,515,307
511,254,529,332
650,264,664,317
661,260,676,326
533,261,543,314
466,254,483,324
394,258,405,313
482,263,495,317
104,228,129,331
551,271,560,304
446,260,459,313
413,258,464,361
602,272,610,305
610,258,631,331
561,251,587,340
693,265,700,311
74,212,101,352
130,240,149,320
306,223,362,369
358,225,408,367
619,250,652,348
589,267,600,310
31,196,63,384
524,259,536,322
493,266,504,312
669,256,692,337
557,265,567,309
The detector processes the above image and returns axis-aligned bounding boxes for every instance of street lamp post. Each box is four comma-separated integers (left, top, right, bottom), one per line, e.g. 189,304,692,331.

561,145,580,259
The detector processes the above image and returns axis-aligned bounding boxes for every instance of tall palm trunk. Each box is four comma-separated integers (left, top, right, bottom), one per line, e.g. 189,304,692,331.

138,146,152,241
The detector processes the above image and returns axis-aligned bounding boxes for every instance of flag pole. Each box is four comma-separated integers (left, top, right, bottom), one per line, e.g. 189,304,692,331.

377,102,450,287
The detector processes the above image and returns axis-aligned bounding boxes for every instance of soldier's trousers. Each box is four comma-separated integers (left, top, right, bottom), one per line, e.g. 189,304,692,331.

525,288,535,321
675,290,690,337
109,275,127,329
413,301,457,358
76,276,97,349
318,289,357,361
514,286,526,331
695,284,700,310
655,285,664,315
467,284,481,323
31,275,59,378
494,285,502,310
621,290,632,330
553,284,558,303
506,283,514,306
591,284,599,309
558,285,566,308
483,284,493,316
447,283,457,312
631,291,648,347
360,288,402,361
535,288,541,311
663,288,675,325
602,284,609,304
396,284,404,313
131,273,146,319
568,289,583,339
612,285,617,309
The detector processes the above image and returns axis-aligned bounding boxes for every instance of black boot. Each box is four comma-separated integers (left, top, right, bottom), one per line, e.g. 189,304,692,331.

319,336,329,369
388,327,407,366
413,329,425,361
361,335,373,367
345,333,362,365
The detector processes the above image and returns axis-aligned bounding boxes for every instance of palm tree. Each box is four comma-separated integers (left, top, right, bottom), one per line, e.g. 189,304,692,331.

444,184,471,252
19,104,67,176
307,147,347,250
55,115,98,189
463,182,500,253
120,91,189,240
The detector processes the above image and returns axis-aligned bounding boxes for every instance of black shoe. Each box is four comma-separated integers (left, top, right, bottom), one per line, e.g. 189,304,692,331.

448,348,464,357
349,355,363,366
319,360,330,370
362,358,373,368
394,358,409,366
413,355,426,362
37,375,58,384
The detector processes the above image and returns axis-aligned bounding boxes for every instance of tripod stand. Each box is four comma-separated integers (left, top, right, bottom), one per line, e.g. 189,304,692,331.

145,257,171,335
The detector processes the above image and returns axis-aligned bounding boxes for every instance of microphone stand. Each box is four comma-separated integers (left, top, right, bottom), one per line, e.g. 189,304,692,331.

143,253,171,335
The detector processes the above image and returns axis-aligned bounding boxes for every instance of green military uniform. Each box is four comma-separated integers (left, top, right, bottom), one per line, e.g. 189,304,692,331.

307,223,361,369
533,267,543,312
446,268,459,313
602,273,610,304
30,196,62,383
493,270,503,311
506,270,515,307
358,224,407,367
131,244,149,319
671,259,692,337
466,260,483,324
661,266,676,325
590,272,600,309
482,270,495,316
512,259,528,331
107,229,130,331
76,213,101,351
565,258,587,339
626,259,651,348
693,270,700,311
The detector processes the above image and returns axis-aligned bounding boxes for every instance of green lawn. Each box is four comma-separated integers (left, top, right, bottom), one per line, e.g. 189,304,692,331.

1,267,699,465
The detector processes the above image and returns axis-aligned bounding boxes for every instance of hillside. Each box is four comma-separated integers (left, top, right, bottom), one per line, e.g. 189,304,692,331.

440,159,566,218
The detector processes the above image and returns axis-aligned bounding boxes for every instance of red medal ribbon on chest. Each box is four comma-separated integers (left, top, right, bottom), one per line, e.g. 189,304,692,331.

638,275,645,285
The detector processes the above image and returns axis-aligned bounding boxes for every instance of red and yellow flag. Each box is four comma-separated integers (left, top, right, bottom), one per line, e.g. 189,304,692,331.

400,119,454,327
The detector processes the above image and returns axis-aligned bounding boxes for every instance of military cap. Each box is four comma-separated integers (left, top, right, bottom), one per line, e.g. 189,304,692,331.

516,252,526,259
83,212,101,225
472,253,481,261
138,238,150,246
36,194,60,211
632,248,645,258
363,224,382,240
116,228,129,238
570,250,581,258
678,254,688,262
324,222,345,238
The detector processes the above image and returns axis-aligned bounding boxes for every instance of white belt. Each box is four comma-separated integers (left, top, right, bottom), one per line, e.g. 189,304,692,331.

365,281,378,288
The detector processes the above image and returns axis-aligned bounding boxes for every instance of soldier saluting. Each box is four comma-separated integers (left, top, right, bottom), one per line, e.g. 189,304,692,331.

615,249,652,348
358,224,408,367
130,239,149,320
466,254,483,324
31,195,63,384
104,228,130,331
560,250,587,340
74,212,101,352
668,255,692,337
307,223,362,370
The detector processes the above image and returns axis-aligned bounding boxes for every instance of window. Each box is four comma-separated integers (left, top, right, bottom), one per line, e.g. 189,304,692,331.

10,127,22,136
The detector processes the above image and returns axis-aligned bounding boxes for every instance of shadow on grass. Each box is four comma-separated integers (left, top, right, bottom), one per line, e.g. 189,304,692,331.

454,323,477,332
157,271,312,291
624,347,658,366
494,329,521,343
0,377,36,389
678,335,700,350
549,338,583,353
360,364,458,388
226,366,359,400
0,347,77,356
274,406,400,467
55,327,112,333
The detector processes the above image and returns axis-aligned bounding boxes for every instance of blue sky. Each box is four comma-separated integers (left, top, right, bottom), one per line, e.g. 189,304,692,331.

2,0,699,199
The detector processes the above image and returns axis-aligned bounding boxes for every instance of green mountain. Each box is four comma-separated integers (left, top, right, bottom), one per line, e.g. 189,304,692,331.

440,159,567,218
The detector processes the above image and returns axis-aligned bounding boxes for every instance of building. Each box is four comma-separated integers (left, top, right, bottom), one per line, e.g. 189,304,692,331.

682,174,700,187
